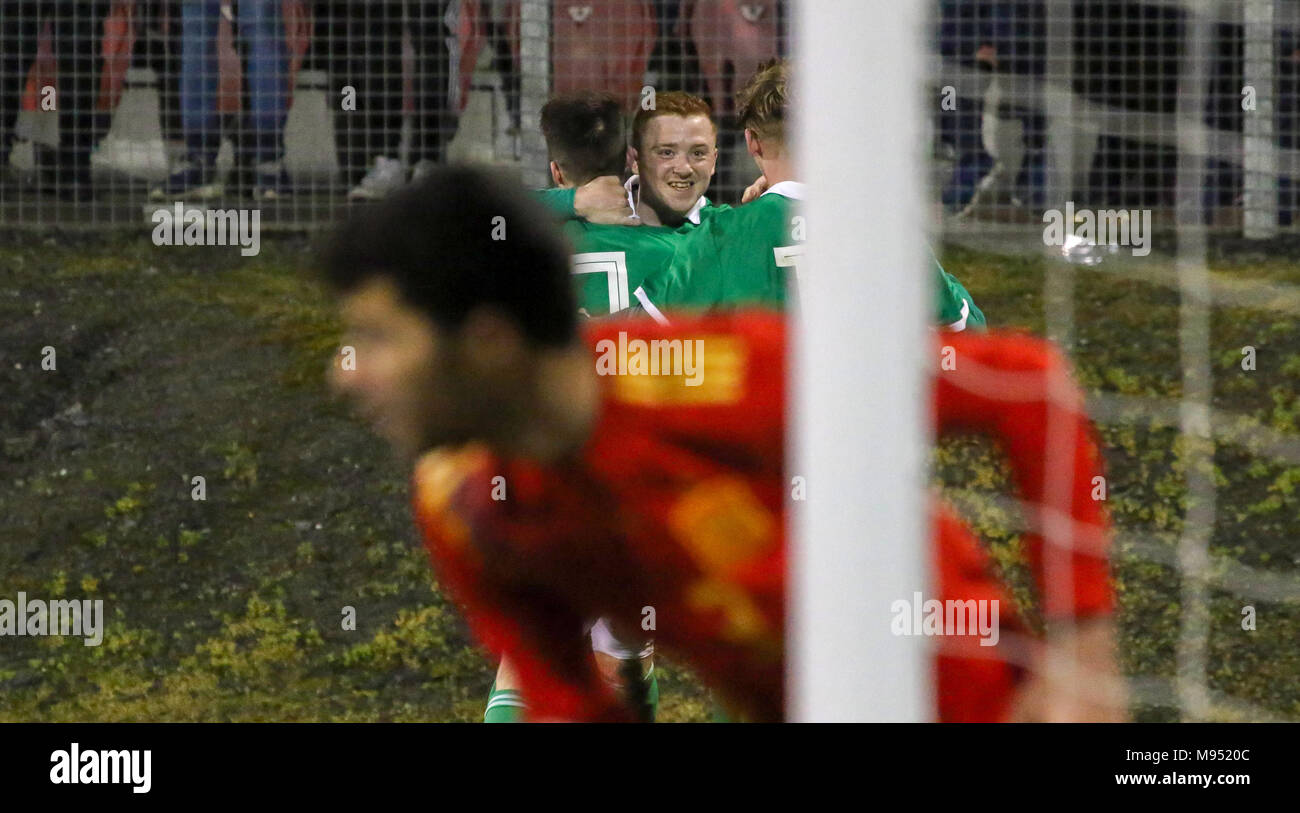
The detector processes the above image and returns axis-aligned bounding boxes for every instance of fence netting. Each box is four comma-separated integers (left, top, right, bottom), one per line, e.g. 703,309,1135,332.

0,0,789,227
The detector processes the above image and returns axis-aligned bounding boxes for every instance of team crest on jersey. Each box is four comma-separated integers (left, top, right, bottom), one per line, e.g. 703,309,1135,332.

567,5,593,23
740,3,767,23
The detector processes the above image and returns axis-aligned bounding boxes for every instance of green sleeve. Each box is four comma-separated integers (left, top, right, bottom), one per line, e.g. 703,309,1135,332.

931,250,986,331
946,271,986,330
532,187,577,220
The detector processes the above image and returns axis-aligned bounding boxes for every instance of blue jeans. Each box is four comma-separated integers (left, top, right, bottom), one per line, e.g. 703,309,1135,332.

179,0,288,166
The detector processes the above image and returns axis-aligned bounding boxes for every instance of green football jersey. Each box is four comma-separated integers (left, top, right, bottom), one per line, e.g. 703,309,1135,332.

931,249,986,330
645,182,805,310
562,218,681,318
532,182,723,320
641,183,986,330
534,186,579,219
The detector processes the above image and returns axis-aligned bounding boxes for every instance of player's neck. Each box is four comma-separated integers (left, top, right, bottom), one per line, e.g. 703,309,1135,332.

633,178,697,227
635,194,679,227
493,346,599,464
758,158,796,188
638,197,699,228
635,199,662,226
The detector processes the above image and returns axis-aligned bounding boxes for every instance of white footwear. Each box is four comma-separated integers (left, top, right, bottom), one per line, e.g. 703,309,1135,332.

410,159,437,185
347,156,406,200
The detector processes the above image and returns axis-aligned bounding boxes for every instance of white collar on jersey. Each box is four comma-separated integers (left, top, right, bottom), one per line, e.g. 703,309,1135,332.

761,180,806,201
625,175,710,225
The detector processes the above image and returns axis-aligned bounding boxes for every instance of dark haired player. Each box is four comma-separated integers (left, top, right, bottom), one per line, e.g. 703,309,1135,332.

323,165,1124,721
540,91,678,323
324,166,784,720
483,91,675,720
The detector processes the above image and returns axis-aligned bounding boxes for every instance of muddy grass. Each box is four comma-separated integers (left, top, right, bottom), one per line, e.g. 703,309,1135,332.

935,245,1300,721
1,231,1297,721
0,232,711,722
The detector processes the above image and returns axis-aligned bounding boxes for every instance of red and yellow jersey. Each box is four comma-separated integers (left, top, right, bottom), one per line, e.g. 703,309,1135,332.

411,316,1113,722
413,313,786,721
932,330,1114,621
932,330,1115,722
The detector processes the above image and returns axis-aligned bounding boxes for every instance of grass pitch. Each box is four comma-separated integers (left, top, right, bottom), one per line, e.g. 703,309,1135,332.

1,231,1296,721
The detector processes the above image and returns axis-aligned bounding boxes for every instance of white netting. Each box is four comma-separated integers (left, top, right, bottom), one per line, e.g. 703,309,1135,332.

931,0,1300,722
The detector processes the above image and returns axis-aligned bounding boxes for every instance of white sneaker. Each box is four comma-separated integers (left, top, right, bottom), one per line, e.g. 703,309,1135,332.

347,156,406,200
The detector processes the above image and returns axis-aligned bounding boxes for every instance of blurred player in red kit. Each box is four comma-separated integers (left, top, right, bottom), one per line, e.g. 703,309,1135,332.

321,165,1125,722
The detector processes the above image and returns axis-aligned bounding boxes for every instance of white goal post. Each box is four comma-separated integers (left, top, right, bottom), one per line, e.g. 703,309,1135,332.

791,0,930,721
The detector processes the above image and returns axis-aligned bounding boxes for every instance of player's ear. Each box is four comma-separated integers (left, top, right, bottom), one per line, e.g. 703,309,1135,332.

549,161,564,187
744,128,762,160
627,145,640,176
457,307,529,373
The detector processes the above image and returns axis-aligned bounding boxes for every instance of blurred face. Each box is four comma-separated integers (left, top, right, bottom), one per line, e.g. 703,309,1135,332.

632,113,717,221
329,277,451,460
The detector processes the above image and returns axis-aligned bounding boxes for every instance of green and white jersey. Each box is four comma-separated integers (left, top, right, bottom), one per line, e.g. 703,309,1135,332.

646,181,805,310
639,181,986,330
932,249,986,331
533,178,723,322
563,218,681,321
